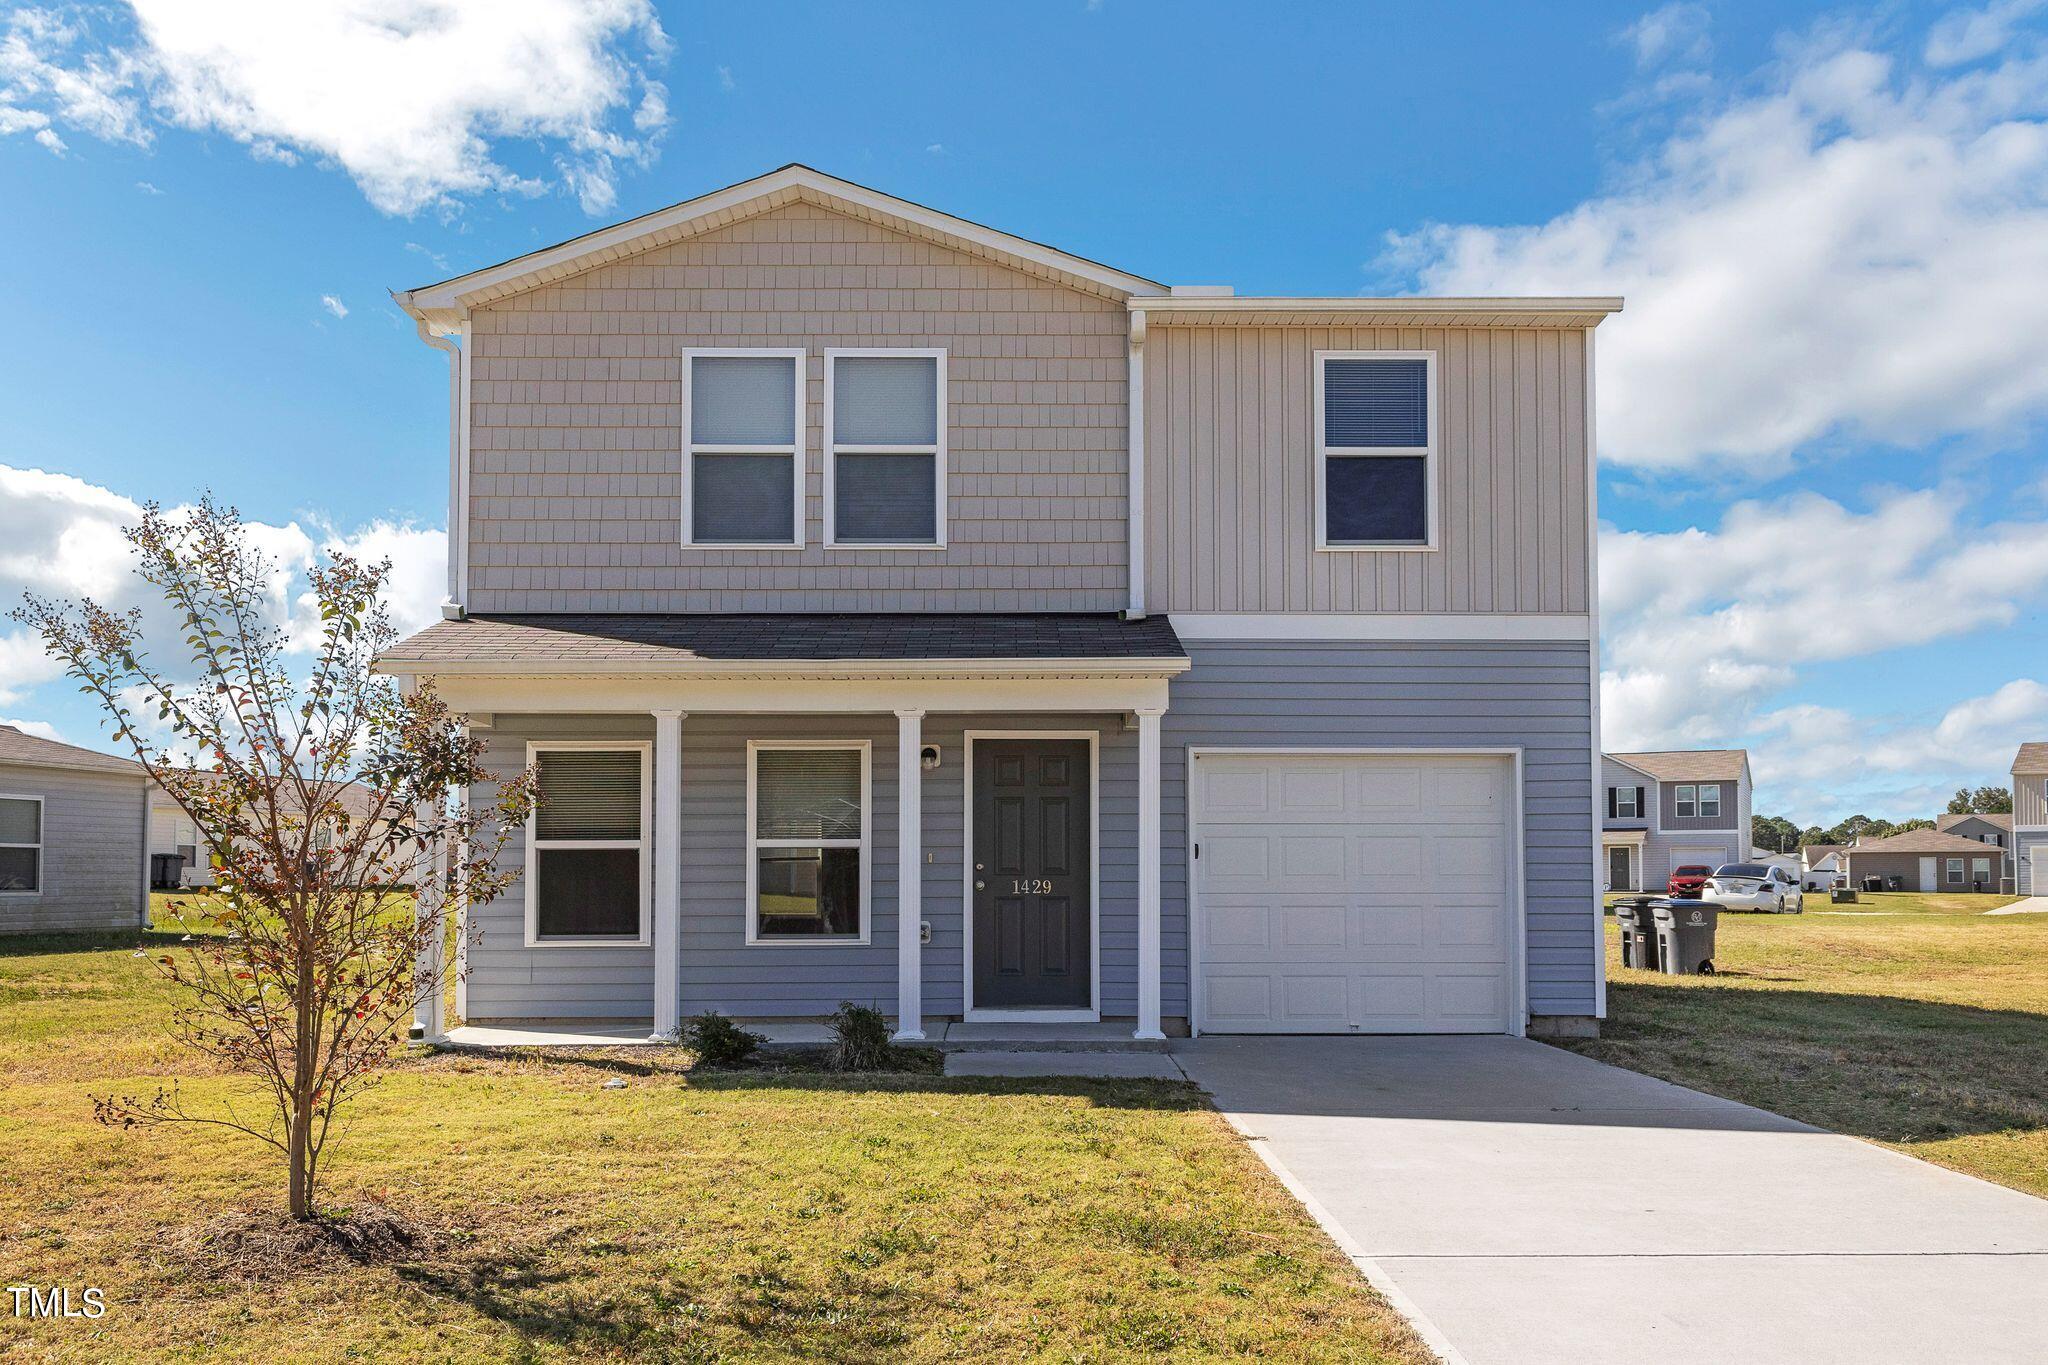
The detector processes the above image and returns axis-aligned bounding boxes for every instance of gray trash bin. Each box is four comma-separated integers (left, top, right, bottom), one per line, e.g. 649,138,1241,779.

1612,896,1664,971
1651,900,1717,975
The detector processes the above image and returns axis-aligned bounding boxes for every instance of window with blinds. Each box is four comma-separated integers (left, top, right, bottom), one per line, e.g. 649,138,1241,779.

748,742,867,942
530,746,646,941
827,351,944,546
0,795,41,894
1316,352,1435,549
684,350,804,546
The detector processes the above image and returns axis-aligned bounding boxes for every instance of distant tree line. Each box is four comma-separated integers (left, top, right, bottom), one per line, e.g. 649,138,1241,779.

1749,786,2010,853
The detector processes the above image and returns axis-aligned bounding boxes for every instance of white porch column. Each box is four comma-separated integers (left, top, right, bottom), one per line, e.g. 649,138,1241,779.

1135,706,1166,1040
411,784,455,1044
894,708,926,1041
651,708,684,1040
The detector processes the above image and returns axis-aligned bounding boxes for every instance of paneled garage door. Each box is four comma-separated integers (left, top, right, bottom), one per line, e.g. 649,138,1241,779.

1191,752,1518,1034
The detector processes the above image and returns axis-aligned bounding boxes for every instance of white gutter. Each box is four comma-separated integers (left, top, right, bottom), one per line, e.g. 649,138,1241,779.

403,301,469,619
372,655,1193,681
1126,307,1147,618
1131,295,1624,316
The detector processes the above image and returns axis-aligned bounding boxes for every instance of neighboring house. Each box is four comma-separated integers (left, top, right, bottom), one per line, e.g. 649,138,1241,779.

1799,844,1848,891
1842,829,2009,894
149,774,409,891
1934,811,2014,893
2015,743,2048,896
1600,750,1752,893
1749,848,1803,879
0,725,150,934
376,164,1617,1043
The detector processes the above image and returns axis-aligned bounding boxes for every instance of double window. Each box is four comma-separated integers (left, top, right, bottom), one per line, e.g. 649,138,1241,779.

680,348,947,548
1315,351,1437,549
747,741,869,944
683,349,807,547
826,350,946,547
527,743,651,944
0,795,42,894
1675,784,1722,818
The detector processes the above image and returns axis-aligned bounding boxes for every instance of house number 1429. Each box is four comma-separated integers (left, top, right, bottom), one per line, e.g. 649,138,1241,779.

1010,879,1053,895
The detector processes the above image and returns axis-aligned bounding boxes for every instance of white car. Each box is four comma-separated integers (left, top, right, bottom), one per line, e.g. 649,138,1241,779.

1702,863,1804,913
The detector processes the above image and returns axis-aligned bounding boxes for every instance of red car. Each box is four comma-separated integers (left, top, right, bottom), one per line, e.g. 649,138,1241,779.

1668,864,1713,898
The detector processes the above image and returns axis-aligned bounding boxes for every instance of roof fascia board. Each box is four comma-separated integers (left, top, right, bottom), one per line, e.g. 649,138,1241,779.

1133,295,1623,315
373,655,1191,680
400,166,1166,317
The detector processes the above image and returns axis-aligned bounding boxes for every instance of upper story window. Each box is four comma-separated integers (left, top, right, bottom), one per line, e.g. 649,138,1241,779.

527,744,651,945
1314,351,1436,550
826,350,946,547
0,795,42,894
682,349,806,547
1675,783,1722,818
1612,786,1640,819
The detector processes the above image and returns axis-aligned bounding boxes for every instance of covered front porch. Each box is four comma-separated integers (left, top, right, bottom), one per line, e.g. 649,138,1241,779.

377,613,1189,1045
1602,829,1646,892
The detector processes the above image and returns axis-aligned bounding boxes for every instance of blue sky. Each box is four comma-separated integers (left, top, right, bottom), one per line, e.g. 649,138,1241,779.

3,0,2047,827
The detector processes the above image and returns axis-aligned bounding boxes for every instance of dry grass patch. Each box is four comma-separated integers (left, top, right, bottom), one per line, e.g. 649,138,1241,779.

0,931,1431,1363
1570,894,2048,1197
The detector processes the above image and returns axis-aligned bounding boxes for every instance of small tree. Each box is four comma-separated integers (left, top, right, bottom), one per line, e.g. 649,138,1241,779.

14,497,533,1221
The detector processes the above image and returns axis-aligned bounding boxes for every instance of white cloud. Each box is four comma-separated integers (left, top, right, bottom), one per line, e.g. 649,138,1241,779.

1621,3,1712,70
293,519,448,647
319,293,347,320
715,64,735,93
1384,12,2048,473
0,715,63,741
33,124,63,153
926,142,946,155
0,1,672,216
1599,489,2048,761
1927,0,2046,66
134,177,160,194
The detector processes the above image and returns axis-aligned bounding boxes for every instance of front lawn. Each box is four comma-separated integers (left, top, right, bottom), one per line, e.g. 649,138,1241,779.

1568,891,2048,1197
0,928,1429,1363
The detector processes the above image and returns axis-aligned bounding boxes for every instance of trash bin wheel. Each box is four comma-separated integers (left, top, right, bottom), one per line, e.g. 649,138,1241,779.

1697,960,1715,975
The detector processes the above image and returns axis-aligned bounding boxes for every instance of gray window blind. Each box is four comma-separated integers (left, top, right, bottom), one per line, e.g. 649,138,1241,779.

536,750,642,841
756,748,862,841
0,797,39,844
692,355,796,444
833,356,938,444
834,452,936,543
693,453,794,543
1324,358,1428,447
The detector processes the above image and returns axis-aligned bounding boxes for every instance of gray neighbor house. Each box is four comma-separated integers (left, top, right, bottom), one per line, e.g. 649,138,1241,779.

376,165,1616,1042
0,725,150,935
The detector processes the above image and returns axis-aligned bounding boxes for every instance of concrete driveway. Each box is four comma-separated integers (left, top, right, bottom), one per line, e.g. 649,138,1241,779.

1172,1036,2048,1365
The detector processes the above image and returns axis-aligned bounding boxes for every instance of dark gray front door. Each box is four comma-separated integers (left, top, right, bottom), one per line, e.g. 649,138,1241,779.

973,739,1091,1009
1609,845,1633,892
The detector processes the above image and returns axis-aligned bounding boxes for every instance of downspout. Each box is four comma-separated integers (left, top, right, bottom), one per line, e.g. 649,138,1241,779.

398,293,468,621
1125,305,1147,618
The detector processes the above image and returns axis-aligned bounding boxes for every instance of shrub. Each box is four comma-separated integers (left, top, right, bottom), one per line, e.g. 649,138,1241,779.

683,1011,765,1068
829,1001,895,1071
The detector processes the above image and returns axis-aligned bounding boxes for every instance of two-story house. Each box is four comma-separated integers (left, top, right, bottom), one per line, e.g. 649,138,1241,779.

1600,750,1752,893
2014,743,2048,896
378,166,1616,1043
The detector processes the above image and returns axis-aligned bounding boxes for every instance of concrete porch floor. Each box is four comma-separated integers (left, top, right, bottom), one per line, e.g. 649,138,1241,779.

440,1019,1167,1052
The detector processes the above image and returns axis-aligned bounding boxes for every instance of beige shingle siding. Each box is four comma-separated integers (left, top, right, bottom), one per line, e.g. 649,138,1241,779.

465,202,1130,614
1142,322,1590,614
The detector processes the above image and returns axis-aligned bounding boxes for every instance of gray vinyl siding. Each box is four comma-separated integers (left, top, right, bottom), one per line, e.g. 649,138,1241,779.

2017,830,2047,895
0,762,147,935
1142,324,1590,615
1163,640,1599,1020
1844,850,2007,893
1659,780,1737,831
465,200,1129,615
464,711,1138,1023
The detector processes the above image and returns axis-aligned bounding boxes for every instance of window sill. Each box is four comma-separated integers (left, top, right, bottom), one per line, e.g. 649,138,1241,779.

823,542,947,552
525,936,652,949
745,934,871,947
683,541,806,550
1316,542,1440,553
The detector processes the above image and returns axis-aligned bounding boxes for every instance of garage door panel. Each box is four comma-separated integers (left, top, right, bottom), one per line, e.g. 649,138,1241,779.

1195,753,1515,1035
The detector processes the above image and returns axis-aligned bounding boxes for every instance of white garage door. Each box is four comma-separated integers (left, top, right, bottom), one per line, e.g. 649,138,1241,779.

1192,752,1518,1035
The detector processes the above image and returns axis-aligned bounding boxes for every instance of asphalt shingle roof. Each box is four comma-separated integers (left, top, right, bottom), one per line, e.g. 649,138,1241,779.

2013,742,2048,776
0,725,144,777
1607,749,1748,783
1935,812,2012,832
382,613,1187,666
1846,829,2011,857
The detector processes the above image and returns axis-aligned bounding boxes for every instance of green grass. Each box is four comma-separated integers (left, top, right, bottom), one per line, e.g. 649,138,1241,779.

0,928,1429,1363
1568,891,2048,1197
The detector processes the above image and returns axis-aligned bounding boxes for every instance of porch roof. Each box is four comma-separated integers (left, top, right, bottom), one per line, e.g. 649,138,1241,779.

377,612,1187,678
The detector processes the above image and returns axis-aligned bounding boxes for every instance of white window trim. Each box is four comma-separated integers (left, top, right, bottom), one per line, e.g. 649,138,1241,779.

680,347,807,549
524,740,653,948
1698,783,1722,818
1675,784,1697,818
1312,349,1440,553
0,793,43,897
745,738,872,946
1946,857,1965,883
1614,786,1639,819
823,347,948,550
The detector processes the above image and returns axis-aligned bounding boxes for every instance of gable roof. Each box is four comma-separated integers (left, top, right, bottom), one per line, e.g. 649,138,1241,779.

2014,742,2048,776
1801,844,1847,863
396,164,1169,330
1935,811,2013,833
0,724,144,778
1845,829,2010,857
1605,750,1748,783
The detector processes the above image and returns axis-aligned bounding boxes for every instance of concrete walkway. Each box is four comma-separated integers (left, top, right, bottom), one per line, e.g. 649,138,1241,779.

1986,895,2048,915
1173,1036,2048,1365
